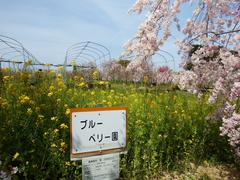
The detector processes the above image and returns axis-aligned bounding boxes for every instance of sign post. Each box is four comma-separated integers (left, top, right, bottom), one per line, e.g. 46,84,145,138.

70,107,127,179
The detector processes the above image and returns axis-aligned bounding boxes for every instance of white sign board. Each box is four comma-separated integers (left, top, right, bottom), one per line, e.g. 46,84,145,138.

82,153,119,180
70,107,127,159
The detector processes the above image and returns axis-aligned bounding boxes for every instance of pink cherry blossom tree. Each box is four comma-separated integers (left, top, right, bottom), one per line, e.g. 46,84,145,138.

126,57,153,82
154,66,173,84
101,60,126,81
124,0,240,156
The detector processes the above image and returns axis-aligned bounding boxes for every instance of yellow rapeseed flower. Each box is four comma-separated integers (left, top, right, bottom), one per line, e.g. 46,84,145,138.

51,70,56,74
173,95,177,101
60,123,68,129
53,129,59,134
92,70,98,79
51,143,57,148
57,66,63,71
35,107,40,112
60,141,66,148
203,160,209,167
65,108,70,115
48,92,53,97
57,74,62,78
2,67,10,73
143,75,149,83
99,81,104,85
57,81,64,87
44,132,48,136
3,76,10,81
38,114,44,119
72,162,77,166
12,152,20,160
80,77,84,81
44,64,51,67
27,108,33,115
51,116,58,121
71,60,77,66
19,95,30,104
102,99,107,103
65,161,71,167
91,101,96,107
73,76,78,80
26,59,32,65
49,85,55,91
79,82,85,88
0,97,8,108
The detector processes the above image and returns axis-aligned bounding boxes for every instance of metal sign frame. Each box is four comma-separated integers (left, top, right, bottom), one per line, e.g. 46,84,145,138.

70,107,128,160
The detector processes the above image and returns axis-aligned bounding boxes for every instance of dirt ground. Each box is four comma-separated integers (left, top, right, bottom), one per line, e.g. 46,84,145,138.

153,163,240,180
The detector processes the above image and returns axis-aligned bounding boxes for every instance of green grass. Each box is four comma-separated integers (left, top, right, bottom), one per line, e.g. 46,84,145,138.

0,70,235,179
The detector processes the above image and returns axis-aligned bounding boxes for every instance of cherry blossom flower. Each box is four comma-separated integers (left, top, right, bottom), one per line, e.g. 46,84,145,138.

125,0,240,156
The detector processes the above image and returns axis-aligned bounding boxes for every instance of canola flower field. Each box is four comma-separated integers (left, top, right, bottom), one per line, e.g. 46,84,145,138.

0,68,236,179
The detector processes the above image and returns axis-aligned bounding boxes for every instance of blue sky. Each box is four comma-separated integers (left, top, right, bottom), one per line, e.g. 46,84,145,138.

0,0,192,70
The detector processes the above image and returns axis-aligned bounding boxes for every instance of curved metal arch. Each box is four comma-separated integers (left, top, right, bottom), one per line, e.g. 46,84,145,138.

69,44,107,53
0,42,23,53
68,51,100,62
158,50,175,62
66,43,110,59
120,49,176,71
73,47,108,62
67,44,107,59
152,51,175,69
23,47,41,64
0,35,41,70
66,41,111,57
154,53,168,63
0,46,23,53
0,35,23,45
69,49,101,61
68,52,109,66
0,35,26,57
64,41,111,72
0,50,24,59
68,56,94,65
0,35,24,49
72,55,97,67
0,42,24,59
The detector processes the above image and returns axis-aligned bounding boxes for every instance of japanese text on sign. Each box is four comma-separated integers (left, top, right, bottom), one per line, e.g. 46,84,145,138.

82,153,119,180
70,107,127,159
80,120,119,143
